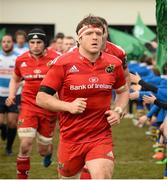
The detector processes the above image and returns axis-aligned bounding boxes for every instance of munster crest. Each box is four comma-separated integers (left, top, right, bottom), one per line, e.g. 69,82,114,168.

105,64,115,73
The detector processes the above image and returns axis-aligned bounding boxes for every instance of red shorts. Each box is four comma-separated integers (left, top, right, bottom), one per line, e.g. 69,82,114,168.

57,138,114,177
17,109,56,138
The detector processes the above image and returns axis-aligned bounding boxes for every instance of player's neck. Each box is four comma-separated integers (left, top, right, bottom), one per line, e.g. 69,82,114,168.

30,49,46,59
79,47,100,63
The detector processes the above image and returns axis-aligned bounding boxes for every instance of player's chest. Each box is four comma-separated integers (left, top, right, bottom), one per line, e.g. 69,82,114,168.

63,64,116,94
19,60,51,78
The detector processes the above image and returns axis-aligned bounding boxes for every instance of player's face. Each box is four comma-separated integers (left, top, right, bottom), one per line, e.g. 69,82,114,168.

29,39,45,56
79,28,103,54
55,38,63,52
63,38,75,53
16,35,26,46
1,35,13,53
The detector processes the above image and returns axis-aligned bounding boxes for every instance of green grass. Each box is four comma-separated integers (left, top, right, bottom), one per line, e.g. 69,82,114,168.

0,119,165,179
112,119,164,179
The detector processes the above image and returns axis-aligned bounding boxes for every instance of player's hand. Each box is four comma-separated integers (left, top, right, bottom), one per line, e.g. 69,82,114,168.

105,110,121,126
143,94,156,104
130,73,141,84
5,96,16,107
68,98,87,114
131,84,141,91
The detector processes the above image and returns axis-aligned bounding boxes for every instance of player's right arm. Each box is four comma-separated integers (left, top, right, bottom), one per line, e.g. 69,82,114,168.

36,91,87,114
36,58,87,114
5,72,22,106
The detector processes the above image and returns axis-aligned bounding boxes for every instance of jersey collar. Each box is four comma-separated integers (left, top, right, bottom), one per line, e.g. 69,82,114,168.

28,49,48,60
77,49,104,65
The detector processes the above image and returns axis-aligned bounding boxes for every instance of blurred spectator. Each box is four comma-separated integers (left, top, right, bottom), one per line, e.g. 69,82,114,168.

0,34,20,155
14,30,28,55
6,28,59,179
62,36,76,53
49,32,64,54
145,41,157,54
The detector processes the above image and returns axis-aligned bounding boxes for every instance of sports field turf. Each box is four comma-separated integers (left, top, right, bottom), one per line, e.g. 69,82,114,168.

0,118,165,179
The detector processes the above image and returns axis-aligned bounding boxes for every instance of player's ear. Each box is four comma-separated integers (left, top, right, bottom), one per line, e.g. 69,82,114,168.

78,37,82,45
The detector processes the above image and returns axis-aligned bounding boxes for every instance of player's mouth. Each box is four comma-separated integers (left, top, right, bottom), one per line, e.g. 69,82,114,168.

91,43,98,47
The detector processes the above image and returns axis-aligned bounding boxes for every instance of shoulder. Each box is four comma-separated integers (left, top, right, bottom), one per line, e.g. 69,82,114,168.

53,50,78,66
106,41,125,54
105,41,126,61
68,46,78,53
102,52,122,67
11,50,19,56
46,49,60,59
16,51,29,62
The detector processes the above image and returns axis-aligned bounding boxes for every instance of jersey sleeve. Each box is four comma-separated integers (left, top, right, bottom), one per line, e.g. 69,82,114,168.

113,46,127,69
105,41,127,69
14,58,22,77
113,64,126,90
40,62,65,91
122,56,128,69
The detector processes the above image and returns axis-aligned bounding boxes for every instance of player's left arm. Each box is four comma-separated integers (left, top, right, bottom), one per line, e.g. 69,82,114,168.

105,64,129,126
105,84,129,126
114,83,129,113
114,62,129,113
124,67,130,87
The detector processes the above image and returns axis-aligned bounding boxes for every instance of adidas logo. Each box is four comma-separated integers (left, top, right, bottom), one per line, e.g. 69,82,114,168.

69,65,79,73
33,34,38,39
21,62,27,67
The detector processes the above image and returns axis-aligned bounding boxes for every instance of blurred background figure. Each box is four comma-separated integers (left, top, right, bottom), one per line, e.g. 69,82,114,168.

5,28,59,179
49,32,64,54
0,34,20,155
14,30,28,55
62,36,76,53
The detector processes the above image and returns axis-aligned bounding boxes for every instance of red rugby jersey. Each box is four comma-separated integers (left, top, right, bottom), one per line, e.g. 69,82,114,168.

41,49,126,142
14,49,59,115
104,41,127,69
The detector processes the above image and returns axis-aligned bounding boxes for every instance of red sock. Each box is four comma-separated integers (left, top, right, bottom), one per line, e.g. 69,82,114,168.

17,156,30,179
80,167,91,179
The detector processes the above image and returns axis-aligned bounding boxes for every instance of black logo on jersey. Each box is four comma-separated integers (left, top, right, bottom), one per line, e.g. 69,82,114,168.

124,56,128,65
105,64,115,73
58,162,64,169
17,119,24,126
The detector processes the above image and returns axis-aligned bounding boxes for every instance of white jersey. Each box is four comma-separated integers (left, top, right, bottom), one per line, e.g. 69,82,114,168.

14,43,29,55
0,50,20,97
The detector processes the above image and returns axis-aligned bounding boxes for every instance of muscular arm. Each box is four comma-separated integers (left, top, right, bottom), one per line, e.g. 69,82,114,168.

36,86,87,114
8,72,22,97
5,72,22,106
105,84,129,126
124,68,130,87
114,84,129,111
36,91,71,112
